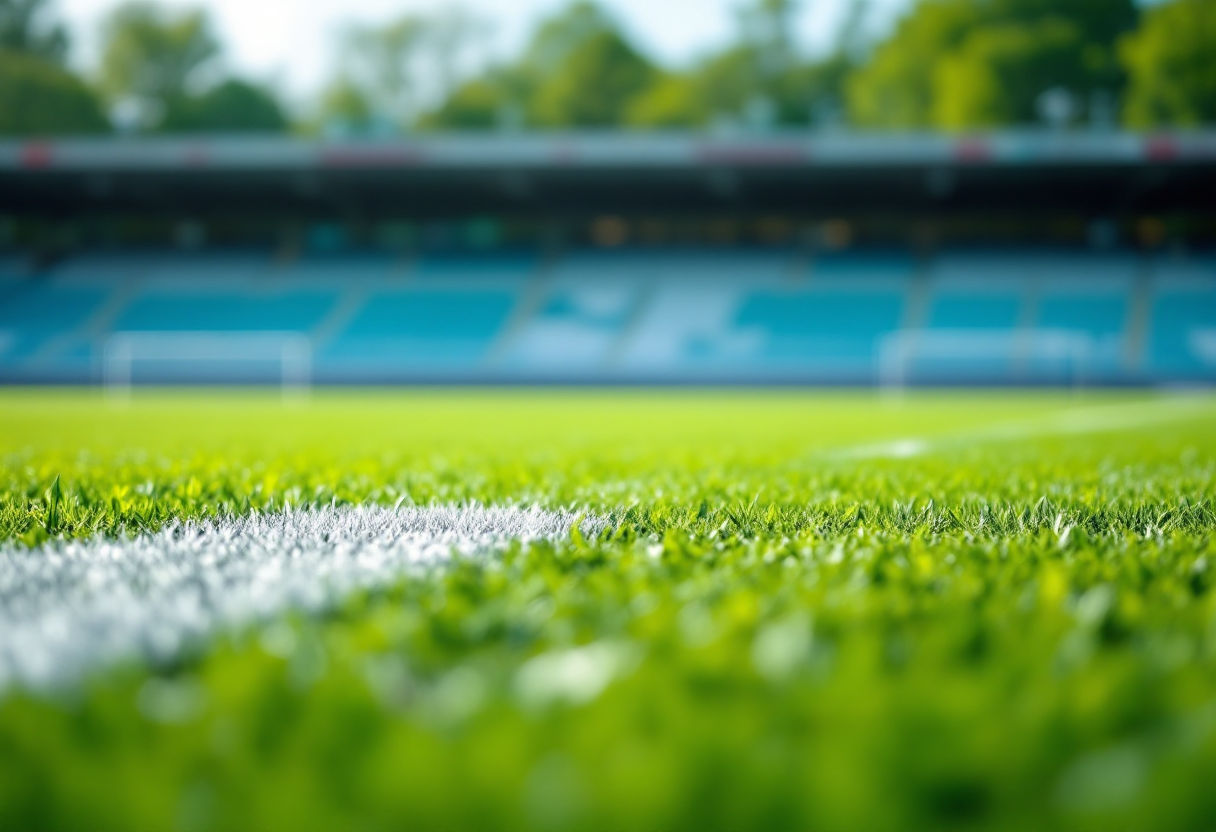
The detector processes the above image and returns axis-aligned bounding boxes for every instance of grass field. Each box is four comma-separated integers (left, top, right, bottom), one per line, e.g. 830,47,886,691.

2,389,1215,831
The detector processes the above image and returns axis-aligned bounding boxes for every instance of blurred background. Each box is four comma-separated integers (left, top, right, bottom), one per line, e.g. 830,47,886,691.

0,0,1213,387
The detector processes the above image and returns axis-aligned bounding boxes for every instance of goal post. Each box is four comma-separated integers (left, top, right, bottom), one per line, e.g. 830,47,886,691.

103,332,313,400
877,329,1096,391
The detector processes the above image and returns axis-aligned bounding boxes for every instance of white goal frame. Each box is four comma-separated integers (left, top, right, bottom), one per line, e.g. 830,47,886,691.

103,332,312,400
877,329,1096,391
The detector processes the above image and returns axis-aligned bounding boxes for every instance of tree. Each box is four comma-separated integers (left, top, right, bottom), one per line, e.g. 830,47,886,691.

932,19,1085,128
628,0,854,129
98,4,290,134
846,0,981,128
316,78,377,134
627,48,780,128
987,0,1137,46
0,0,67,62
735,0,801,77
99,3,220,103
418,78,511,130
327,8,488,130
847,0,1139,128
420,1,653,130
625,72,706,127
0,50,108,135
160,79,287,133
1121,0,1216,127
530,29,655,127
520,1,619,77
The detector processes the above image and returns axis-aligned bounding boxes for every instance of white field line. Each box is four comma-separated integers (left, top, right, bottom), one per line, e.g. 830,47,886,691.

819,397,1213,462
0,505,604,692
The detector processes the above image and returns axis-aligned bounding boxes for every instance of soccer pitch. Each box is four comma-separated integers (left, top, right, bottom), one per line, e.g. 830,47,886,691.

2,390,1215,831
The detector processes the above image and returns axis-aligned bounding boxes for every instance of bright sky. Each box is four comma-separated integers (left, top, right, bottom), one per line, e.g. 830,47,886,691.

56,0,912,106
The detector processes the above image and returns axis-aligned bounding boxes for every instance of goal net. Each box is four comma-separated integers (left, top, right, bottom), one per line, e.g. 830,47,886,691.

103,332,313,399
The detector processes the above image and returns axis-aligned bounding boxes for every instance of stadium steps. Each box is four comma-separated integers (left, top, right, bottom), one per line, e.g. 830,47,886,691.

30,274,145,367
317,253,534,378
0,280,110,369
1124,258,1153,373
1146,255,1216,378
481,254,556,373
602,279,660,374
900,256,932,331
308,287,373,356
1011,273,1040,377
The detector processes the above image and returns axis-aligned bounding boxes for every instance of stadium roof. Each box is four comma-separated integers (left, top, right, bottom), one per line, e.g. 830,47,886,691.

3,131,1214,217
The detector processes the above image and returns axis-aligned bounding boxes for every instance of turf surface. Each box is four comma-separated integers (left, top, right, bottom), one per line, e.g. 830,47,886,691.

2,390,1215,831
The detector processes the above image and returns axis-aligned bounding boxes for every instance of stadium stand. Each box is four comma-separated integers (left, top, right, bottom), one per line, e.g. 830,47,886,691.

318,253,532,379
0,133,1212,386
2,245,1213,385
0,282,109,364
1148,257,1216,378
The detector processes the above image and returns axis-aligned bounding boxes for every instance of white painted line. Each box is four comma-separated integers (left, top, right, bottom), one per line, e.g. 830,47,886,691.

0,505,604,692
821,398,1213,461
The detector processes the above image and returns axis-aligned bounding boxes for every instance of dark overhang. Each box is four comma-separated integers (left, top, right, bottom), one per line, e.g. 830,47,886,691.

2,130,1213,218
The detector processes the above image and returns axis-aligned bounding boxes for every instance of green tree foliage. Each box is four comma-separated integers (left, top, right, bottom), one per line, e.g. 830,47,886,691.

0,0,67,62
320,9,486,132
932,19,1086,128
846,0,976,128
419,2,652,131
353,0,1199,133
628,45,852,129
519,1,654,128
418,79,512,130
337,16,430,126
847,0,1138,128
99,3,289,134
100,2,220,103
530,29,655,127
0,0,107,136
317,78,377,133
160,79,288,133
520,0,619,78
628,0,854,129
1120,0,1216,127
0,50,108,135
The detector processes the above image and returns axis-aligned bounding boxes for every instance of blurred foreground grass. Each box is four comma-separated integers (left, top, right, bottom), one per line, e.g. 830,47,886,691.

2,389,1215,831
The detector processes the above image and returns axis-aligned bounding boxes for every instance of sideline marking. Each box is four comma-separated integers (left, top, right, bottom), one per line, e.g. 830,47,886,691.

821,398,1213,461
0,505,604,691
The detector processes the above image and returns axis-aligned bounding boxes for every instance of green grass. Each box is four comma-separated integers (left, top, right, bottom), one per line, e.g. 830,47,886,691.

2,389,1215,831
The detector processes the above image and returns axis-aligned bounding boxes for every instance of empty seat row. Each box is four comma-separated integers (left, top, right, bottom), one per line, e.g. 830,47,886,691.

0,249,1212,382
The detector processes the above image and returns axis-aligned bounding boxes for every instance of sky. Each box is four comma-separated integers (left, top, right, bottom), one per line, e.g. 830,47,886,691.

56,0,912,106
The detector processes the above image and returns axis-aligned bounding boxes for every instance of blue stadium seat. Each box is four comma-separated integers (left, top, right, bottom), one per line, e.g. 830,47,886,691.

0,246,1174,384
811,251,916,280
284,252,404,280
412,252,538,283
1032,292,1128,377
505,281,639,372
0,256,30,282
0,283,108,362
113,290,337,332
1149,289,1216,376
51,252,167,281
1037,294,1127,336
537,290,633,325
321,289,518,369
561,247,793,281
919,253,1028,377
734,290,905,366
1147,257,1216,377
926,293,1023,329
